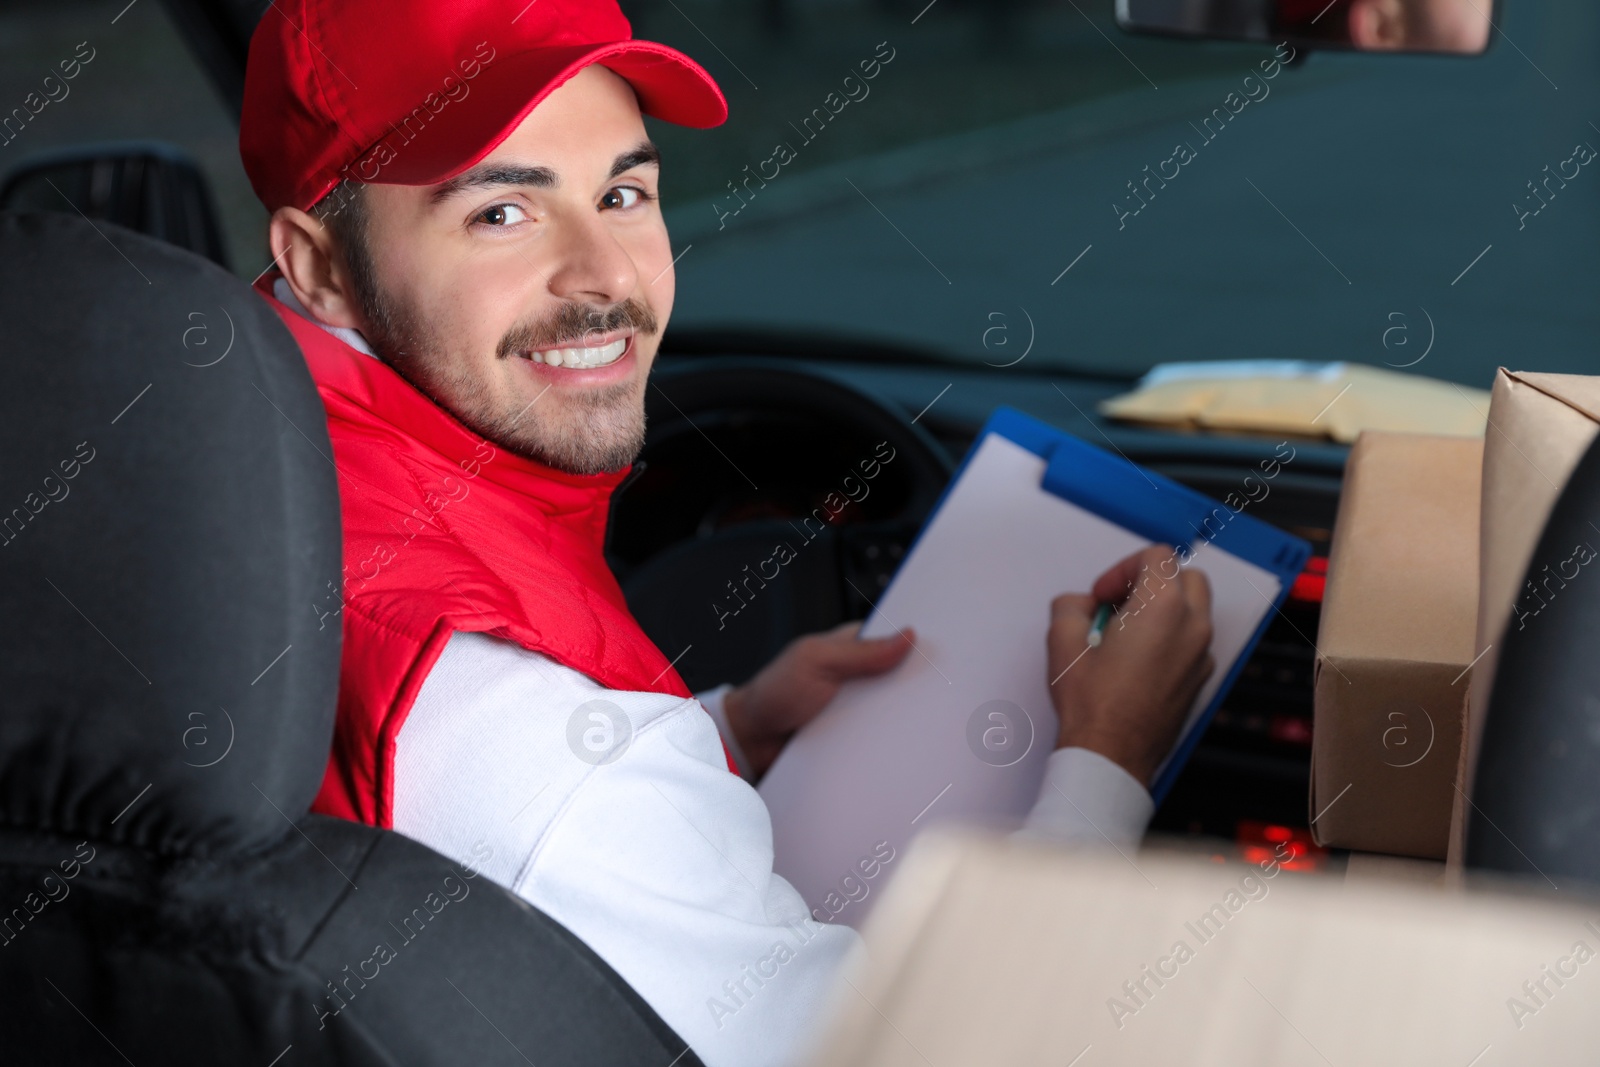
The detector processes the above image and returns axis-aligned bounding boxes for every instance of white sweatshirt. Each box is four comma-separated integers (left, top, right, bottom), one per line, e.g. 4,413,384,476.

391,634,1153,1067
275,279,1155,1067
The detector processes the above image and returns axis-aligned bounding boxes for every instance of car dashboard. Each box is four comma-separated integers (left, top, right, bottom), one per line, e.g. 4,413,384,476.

631,349,1348,858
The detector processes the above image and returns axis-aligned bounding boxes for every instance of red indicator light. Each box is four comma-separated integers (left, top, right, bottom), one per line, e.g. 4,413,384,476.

1290,555,1328,603
1270,715,1313,746
1236,821,1326,872
1290,572,1326,602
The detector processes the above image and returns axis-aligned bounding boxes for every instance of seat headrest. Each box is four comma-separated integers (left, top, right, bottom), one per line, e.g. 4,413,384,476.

1469,429,1600,887
0,211,341,859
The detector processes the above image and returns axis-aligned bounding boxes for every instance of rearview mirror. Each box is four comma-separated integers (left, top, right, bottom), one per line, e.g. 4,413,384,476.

1116,0,1495,55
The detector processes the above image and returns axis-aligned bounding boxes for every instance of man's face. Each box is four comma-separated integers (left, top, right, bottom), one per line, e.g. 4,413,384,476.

351,64,673,474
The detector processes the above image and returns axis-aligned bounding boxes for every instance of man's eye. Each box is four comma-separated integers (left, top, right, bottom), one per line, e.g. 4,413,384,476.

475,203,528,227
601,186,651,210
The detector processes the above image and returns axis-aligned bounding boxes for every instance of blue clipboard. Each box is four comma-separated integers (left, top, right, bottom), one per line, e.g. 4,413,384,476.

929,407,1312,803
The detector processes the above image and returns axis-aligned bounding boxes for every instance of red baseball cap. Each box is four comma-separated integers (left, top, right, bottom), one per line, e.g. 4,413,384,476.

240,0,728,213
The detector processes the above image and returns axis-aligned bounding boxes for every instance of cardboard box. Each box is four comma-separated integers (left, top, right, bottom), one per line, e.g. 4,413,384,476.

1310,431,1482,860
809,831,1600,1066
1449,370,1600,868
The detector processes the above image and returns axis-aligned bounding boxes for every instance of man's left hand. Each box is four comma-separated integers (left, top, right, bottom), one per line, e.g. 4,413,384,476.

722,622,916,779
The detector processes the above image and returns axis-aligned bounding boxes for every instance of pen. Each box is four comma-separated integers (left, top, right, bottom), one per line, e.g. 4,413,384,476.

1086,603,1112,648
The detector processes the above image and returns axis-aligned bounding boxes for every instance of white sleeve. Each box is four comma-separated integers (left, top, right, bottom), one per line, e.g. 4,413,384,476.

695,682,755,782
1014,747,1155,848
391,632,861,1067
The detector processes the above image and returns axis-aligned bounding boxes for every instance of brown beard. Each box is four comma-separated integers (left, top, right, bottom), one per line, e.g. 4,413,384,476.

360,283,660,476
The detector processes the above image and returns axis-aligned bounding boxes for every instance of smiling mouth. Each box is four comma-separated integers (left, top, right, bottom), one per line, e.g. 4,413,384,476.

520,334,631,368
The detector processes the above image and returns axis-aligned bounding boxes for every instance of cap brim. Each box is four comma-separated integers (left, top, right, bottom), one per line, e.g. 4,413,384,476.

343,40,727,191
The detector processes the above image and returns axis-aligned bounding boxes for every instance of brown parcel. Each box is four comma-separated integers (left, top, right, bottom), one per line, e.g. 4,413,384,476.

1311,431,1482,861
1448,370,1600,870
808,831,1600,1067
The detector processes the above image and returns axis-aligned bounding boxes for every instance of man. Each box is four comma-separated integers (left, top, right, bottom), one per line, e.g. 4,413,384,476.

239,2,1215,1063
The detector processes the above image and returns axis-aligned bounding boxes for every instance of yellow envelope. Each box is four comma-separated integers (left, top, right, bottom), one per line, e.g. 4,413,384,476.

1100,363,1488,443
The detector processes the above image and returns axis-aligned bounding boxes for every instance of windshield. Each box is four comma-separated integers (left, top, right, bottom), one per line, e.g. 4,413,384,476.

632,2,1258,204
639,2,1600,384
3,0,1595,383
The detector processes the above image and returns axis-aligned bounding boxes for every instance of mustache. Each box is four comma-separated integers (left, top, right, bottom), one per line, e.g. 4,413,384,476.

496,298,659,359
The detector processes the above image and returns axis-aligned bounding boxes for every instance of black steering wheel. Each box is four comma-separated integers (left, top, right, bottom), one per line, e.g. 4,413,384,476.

607,358,953,692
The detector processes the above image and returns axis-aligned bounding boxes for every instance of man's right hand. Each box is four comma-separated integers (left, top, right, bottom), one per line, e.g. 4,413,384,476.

1047,544,1216,788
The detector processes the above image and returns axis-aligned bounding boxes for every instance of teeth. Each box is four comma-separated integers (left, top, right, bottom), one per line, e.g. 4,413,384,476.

527,338,627,368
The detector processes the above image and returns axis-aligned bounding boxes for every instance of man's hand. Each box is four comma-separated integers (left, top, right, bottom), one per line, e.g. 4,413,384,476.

722,622,915,779
1048,544,1215,787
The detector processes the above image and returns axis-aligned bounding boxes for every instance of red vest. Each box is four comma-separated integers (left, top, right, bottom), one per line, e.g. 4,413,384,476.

258,284,733,827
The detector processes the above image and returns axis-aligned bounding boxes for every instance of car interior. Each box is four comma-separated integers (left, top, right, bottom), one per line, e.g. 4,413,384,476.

4,0,1600,1059
0,210,706,1064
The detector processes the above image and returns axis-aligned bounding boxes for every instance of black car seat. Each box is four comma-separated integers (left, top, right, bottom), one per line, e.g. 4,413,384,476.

1468,430,1600,887
0,211,703,1066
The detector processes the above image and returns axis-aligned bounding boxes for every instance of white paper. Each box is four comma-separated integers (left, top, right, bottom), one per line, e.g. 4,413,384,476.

758,433,1282,927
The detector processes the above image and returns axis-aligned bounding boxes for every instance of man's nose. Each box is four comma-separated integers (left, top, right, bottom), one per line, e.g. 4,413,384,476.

544,210,639,307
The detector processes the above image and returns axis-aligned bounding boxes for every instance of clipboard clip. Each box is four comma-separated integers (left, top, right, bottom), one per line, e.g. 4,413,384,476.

1039,438,1205,556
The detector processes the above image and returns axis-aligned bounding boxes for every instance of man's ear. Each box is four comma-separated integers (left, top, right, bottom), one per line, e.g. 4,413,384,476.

1347,0,1407,50
268,206,366,330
